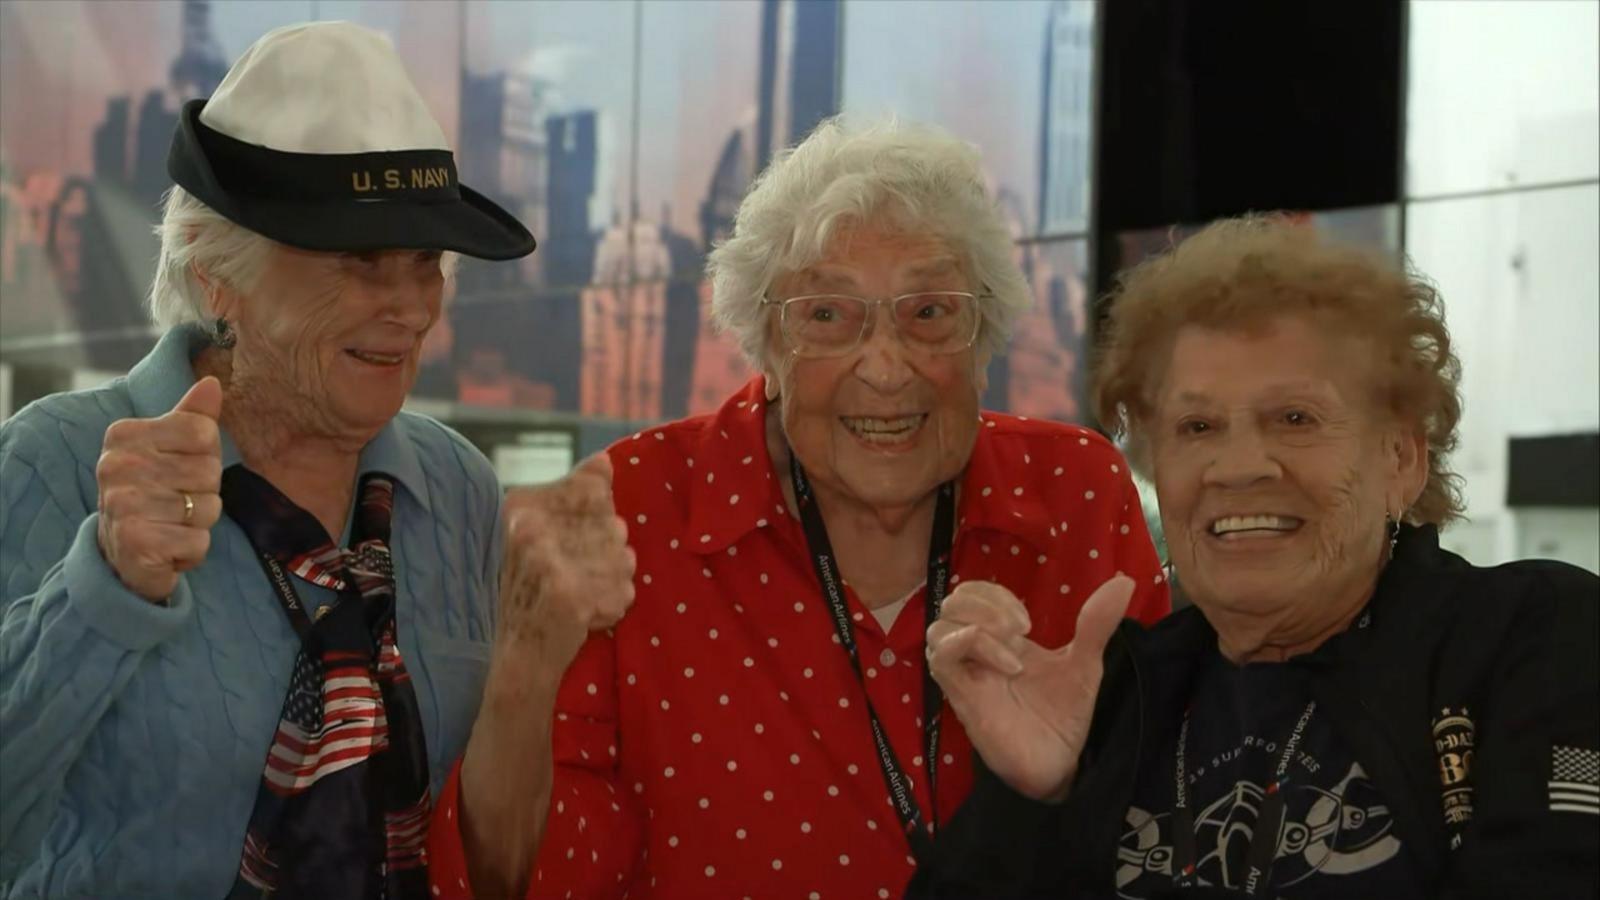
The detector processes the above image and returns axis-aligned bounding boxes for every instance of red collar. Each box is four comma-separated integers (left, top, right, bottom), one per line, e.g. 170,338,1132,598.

682,377,787,555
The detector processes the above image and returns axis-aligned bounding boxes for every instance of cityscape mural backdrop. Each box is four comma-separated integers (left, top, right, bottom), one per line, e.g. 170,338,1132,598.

0,0,1096,426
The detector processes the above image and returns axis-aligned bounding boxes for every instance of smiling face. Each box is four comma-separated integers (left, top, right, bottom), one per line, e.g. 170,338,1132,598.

767,226,987,516
1148,314,1426,625
216,245,445,441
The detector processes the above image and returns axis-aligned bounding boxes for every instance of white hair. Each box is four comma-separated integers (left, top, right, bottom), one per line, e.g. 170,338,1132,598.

707,116,1031,369
148,187,463,330
148,187,275,329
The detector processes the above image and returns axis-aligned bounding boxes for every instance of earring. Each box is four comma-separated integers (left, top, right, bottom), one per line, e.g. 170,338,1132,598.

213,316,237,349
1385,514,1401,558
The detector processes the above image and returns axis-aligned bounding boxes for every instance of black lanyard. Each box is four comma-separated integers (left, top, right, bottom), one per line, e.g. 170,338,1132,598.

255,555,319,637
1170,699,1319,894
222,464,368,641
789,456,955,866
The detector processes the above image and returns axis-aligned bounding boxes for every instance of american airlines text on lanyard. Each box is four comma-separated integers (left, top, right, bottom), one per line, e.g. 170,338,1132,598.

789,456,955,866
1170,699,1319,894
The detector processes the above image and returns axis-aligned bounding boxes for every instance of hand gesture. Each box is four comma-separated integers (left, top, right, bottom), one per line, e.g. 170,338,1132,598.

926,574,1134,801
494,453,636,680
95,377,225,603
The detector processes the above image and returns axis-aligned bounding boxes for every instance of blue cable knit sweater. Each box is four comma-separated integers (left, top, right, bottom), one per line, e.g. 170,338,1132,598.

0,326,503,898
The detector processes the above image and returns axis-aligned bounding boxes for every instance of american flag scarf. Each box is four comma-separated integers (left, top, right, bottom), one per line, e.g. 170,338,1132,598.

221,466,432,900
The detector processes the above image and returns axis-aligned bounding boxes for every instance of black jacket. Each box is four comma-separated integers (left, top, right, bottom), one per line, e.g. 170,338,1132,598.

909,526,1599,899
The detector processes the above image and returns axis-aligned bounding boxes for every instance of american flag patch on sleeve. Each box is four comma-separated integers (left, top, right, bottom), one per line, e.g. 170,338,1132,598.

1549,745,1599,816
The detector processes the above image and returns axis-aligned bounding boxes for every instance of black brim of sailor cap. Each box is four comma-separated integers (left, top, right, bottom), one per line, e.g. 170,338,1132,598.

167,99,536,261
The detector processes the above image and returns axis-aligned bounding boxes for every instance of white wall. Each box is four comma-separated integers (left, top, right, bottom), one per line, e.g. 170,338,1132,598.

1517,508,1600,574
1406,0,1600,571
1407,0,1599,197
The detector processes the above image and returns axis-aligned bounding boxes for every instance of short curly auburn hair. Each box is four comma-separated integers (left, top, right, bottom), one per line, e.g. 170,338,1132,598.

1093,214,1465,526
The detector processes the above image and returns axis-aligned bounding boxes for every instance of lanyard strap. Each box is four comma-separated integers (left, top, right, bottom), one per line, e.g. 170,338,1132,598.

254,554,317,639
789,456,955,866
1170,699,1318,894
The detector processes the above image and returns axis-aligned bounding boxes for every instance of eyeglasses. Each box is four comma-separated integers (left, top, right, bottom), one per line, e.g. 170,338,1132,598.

761,291,984,359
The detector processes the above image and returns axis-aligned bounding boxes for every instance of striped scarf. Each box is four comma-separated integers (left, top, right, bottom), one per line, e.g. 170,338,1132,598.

221,466,431,900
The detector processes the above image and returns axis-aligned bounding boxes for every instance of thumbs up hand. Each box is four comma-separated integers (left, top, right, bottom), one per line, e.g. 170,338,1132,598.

493,453,636,679
94,376,226,603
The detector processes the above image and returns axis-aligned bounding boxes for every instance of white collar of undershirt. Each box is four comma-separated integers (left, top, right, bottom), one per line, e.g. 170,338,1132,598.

868,580,926,631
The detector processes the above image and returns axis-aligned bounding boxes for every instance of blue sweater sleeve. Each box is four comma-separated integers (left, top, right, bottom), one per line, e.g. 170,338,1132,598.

0,410,196,860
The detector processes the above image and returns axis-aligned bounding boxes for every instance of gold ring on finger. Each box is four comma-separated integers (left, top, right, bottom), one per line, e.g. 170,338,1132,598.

181,491,195,525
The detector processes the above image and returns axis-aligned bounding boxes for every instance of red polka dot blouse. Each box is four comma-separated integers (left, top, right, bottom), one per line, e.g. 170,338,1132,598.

428,377,1169,898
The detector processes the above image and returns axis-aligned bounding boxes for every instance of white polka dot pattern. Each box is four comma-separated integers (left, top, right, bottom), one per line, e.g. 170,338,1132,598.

425,379,1168,899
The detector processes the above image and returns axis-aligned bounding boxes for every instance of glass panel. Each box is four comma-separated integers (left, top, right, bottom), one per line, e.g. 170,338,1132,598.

632,0,769,419
1516,509,1600,574
1407,0,1599,197
448,0,638,413
997,238,1090,422
0,0,318,374
1404,184,1600,564
842,0,1094,237
2,0,1098,435
1502,186,1600,437
0,0,465,380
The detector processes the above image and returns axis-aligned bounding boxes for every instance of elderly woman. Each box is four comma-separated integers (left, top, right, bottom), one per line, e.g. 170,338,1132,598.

0,22,632,899
913,216,1600,899
422,119,1170,898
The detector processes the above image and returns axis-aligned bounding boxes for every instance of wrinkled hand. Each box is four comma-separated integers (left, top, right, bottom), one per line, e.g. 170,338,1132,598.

95,377,225,603
926,573,1134,801
494,453,636,681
